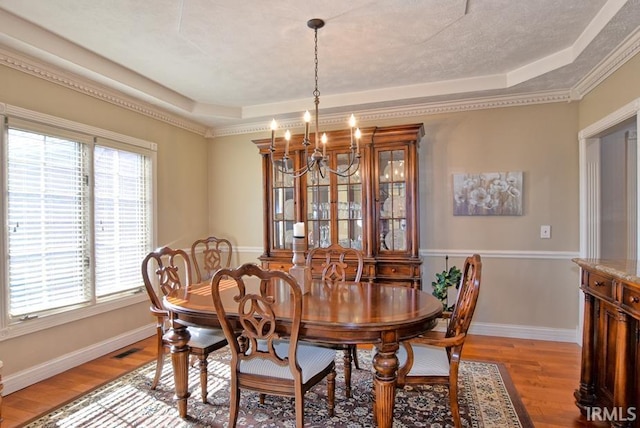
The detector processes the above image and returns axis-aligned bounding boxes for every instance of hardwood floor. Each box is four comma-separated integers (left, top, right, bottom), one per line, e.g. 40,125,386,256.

2,334,594,427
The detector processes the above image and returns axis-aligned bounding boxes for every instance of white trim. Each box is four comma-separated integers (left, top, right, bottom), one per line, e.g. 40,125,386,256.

572,26,640,99
239,247,580,260
207,91,573,138
2,324,155,395
235,245,265,255
0,293,148,341
421,249,579,259
2,22,638,139
2,103,157,151
0,46,207,137
434,319,578,343
578,98,640,139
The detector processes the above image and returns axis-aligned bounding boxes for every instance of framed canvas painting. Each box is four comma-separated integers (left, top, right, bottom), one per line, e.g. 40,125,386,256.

453,172,523,216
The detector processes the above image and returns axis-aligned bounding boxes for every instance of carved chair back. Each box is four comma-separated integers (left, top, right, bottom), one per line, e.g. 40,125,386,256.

305,243,364,283
211,263,303,378
191,236,233,283
142,246,192,317
445,253,482,341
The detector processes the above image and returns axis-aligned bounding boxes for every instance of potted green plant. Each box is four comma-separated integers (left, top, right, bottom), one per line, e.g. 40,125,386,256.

431,255,462,311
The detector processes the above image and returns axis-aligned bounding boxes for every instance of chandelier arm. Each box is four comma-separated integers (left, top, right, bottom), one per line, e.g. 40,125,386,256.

323,158,361,177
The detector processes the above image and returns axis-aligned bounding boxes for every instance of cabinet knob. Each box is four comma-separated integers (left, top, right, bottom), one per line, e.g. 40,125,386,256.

630,296,640,304
594,281,605,287
391,268,397,273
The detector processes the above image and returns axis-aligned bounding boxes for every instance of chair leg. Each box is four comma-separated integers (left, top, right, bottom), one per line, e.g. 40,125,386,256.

229,377,240,427
151,336,164,390
343,349,353,398
327,368,336,417
197,353,209,403
351,345,361,370
295,391,305,428
450,367,461,428
259,393,266,404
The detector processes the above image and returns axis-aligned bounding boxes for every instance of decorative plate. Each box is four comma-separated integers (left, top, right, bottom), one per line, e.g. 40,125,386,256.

384,230,406,251
284,199,294,220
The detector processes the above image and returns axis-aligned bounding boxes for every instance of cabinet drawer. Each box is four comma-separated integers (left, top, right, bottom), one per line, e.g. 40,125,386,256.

264,261,292,272
585,272,615,300
377,264,415,277
621,283,640,318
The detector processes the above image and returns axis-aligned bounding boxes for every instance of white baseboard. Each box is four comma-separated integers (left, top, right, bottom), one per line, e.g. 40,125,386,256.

3,324,155,395
435,319,579,343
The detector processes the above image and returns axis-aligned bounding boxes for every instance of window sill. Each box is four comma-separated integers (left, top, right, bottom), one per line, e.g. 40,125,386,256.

0,293,148,341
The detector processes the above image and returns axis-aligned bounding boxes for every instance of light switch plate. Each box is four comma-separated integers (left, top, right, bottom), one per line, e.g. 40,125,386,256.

540,225,551,239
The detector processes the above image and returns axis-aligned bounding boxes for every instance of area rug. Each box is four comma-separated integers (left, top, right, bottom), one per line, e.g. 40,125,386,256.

26,348,533,427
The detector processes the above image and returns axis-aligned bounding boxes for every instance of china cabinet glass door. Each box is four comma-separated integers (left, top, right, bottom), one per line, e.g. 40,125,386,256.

378,149,407,252
272,159,295,250
336,152,363,250
306,151,363,249
306,165,330,248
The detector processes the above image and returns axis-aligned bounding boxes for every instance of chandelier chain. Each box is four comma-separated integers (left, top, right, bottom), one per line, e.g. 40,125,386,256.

313,28,320,99
268,18,360,180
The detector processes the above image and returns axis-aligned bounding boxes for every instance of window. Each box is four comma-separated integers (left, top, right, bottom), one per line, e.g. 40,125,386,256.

1,107,156,334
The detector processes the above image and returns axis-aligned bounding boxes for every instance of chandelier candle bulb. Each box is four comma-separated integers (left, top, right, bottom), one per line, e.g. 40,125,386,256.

293,222,305,238
322,133,327,157
284,130,291,156
349,114,356,149
304,111,310,140
355,128,361,154
270,119,277,149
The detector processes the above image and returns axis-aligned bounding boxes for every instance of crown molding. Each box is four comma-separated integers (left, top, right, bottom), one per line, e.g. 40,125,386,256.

2,23,638,141
0,46,208,136
572,26,640,99
206,90,573,138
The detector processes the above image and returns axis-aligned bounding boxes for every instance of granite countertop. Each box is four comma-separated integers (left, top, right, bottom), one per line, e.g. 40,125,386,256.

572,258,640,284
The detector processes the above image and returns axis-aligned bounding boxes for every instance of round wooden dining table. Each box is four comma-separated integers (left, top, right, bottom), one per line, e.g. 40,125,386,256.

164,278,442,428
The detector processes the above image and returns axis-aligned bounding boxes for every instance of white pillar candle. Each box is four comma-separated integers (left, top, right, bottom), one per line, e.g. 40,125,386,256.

293,222,305,237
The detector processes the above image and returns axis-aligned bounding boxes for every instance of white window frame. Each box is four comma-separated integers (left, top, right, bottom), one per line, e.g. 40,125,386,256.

0,103,157,340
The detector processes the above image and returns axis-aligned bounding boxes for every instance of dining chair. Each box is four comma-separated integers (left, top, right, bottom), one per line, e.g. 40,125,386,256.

395,254,482,428
305,243,364,398
141,246,228,403
210,263,336,427
190,236,233,283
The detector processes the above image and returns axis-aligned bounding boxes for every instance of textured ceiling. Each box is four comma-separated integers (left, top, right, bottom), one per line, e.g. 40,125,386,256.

0,0,639,134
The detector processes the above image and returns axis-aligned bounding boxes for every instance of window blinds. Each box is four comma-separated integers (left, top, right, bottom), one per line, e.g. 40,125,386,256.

7,127,91,317
94,141,151,297
5,119,153,319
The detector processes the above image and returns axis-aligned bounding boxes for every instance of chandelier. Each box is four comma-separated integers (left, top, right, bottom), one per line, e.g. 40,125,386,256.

269,18,361,179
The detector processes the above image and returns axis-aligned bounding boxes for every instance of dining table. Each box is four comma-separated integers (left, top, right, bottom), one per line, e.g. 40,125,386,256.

163,277,443,428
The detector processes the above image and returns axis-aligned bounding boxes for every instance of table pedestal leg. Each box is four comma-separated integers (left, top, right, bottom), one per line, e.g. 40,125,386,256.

372,341,399,428
166,320,191,418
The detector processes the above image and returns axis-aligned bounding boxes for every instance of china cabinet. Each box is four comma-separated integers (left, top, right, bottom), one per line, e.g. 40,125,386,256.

253,123,424,287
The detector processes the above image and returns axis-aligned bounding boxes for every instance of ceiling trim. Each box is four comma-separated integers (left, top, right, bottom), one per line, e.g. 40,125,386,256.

0,46,208,136
1,23,639,139
206,90,573,138
572,25,640,99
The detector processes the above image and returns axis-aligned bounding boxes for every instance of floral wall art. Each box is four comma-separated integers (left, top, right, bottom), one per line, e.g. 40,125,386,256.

453,172,523,216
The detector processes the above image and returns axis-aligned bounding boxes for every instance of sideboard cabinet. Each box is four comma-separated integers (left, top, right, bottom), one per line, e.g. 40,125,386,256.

253,123,424,287
573,259,640,428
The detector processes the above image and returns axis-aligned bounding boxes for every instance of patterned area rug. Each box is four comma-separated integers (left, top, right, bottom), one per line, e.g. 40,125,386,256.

26,348,533,427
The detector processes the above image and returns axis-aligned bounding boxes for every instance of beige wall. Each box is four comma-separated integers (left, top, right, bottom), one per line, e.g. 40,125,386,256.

0,64,210,375
210,102,582,330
